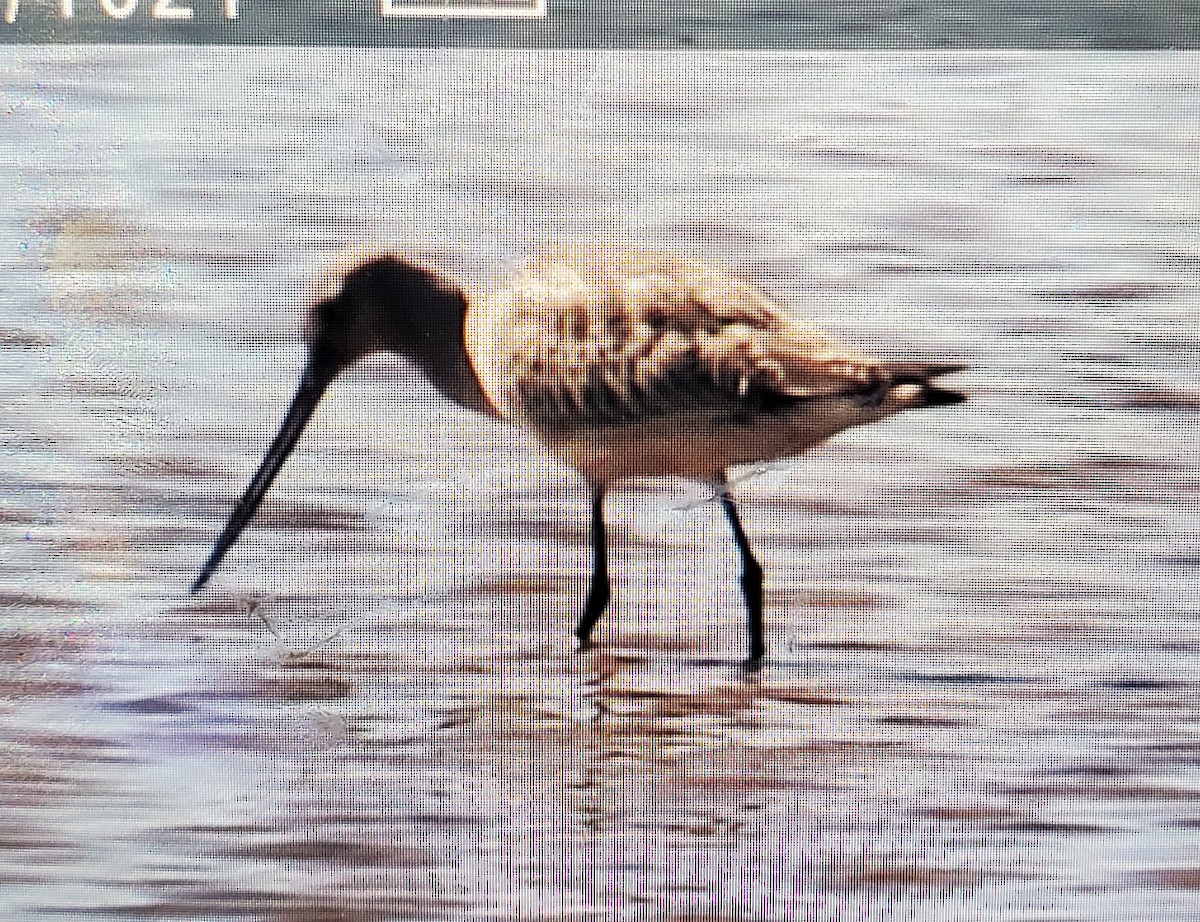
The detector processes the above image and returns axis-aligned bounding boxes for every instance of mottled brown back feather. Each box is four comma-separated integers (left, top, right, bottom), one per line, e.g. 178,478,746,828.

495,252,890,428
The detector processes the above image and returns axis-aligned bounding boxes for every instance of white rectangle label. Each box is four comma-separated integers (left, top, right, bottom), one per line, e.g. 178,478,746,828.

380,0,544,17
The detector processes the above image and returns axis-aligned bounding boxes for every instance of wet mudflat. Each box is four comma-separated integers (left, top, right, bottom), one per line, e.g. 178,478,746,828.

1,49,1199,920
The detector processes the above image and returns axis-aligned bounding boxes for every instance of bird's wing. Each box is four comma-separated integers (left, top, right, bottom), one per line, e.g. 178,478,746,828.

491,252,887,426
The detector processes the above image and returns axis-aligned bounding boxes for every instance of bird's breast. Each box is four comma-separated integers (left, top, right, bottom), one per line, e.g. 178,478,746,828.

463,287,520,420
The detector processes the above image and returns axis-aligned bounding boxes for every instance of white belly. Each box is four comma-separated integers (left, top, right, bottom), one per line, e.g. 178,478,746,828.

535,401,890,485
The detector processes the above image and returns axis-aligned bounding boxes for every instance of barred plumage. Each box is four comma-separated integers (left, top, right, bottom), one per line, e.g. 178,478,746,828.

468,251,962,483
192,250,966,666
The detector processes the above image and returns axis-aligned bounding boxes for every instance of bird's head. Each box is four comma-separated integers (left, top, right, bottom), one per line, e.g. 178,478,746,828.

305,255,467,376
190,255,466,594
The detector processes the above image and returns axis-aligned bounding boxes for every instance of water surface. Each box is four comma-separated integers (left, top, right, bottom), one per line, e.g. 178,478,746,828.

1,49,1199,920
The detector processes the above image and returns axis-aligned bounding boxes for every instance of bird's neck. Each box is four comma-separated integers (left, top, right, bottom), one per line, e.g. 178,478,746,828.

398,291,498,419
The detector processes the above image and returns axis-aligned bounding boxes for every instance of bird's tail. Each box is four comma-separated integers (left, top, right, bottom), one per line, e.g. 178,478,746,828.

881,362,967,409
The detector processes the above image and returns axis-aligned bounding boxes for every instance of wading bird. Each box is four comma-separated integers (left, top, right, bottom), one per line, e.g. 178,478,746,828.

190,251,965,667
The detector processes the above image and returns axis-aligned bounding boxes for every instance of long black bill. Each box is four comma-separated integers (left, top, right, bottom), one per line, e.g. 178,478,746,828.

190,354,336,594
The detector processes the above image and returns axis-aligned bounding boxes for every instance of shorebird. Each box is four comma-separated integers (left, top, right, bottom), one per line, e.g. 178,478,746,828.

190,250,965,666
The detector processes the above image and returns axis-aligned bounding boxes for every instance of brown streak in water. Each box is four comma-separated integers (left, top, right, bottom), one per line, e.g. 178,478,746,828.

0,630,78,661
1134,869,1200,890
252,668,352,703
1037,283,1165,300
786,589,884,609
920,805,1025,823
601,681,845,719
842,865,982,891
1114,388,1200,412
0,507,40,524
464,574,563,596
222,839,431,868
1002,820,1110,834
809,639,897,652
240,501,366,532
0,593,88,612
126,456,231,479
686,774,803,793
406,813,490,828
111,897,472,921
878,715,963,728
0,827,72,849
0,676,93,699
595,651,641,683
0,327,53,348
167,822,279,835
606,632,700,654
1008,783,1200,802
602,686,758,720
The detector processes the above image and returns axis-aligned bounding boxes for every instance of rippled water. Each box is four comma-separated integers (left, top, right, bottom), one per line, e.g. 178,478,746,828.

2,49,1199,920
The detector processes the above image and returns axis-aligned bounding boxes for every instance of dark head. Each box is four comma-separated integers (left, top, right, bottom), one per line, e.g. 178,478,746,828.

305,256,468,375
190,256,485,594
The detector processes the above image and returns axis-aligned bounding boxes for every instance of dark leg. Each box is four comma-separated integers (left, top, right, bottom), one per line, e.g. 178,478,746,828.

576,487,610,650
717,472,765,667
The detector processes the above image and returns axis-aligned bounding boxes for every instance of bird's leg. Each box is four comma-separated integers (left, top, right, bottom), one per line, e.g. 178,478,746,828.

576,486,610,650
716,471,765,667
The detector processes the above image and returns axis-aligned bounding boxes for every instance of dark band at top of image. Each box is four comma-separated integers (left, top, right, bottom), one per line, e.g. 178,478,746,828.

3,0,1199,47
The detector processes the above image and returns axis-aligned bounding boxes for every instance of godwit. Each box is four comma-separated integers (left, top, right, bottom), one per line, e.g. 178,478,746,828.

191,251,965,666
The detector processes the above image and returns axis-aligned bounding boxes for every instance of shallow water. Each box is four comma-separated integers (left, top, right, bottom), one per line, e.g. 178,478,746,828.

2,49,1199,920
